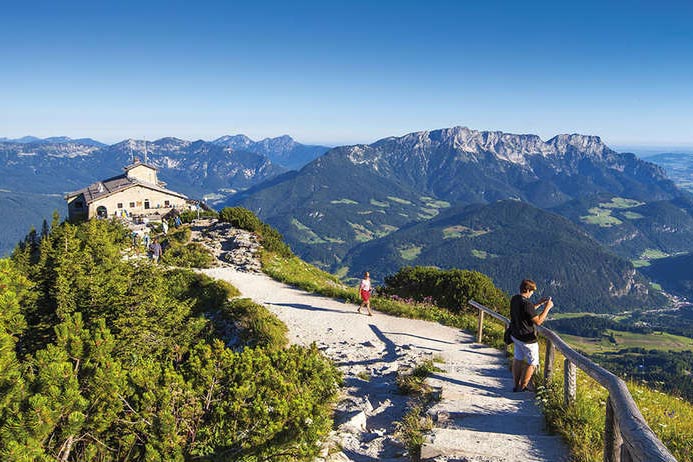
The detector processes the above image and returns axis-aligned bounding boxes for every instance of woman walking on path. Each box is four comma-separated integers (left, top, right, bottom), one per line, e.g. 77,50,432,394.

358,271,373,316
510,279,553,392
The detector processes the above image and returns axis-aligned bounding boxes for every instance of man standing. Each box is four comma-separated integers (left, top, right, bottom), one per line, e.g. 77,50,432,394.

510,279,553,392
149,238,162,263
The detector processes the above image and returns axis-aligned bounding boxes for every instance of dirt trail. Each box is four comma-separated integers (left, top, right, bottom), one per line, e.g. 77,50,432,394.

201,266,570,462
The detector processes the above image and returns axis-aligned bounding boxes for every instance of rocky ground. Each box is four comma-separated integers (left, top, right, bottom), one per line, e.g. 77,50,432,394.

191,220,570,462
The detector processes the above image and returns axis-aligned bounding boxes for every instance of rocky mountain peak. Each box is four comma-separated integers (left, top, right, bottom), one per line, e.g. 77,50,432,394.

367,126,561,166
256,135,297,153
547,133,608,156
212,134,254,148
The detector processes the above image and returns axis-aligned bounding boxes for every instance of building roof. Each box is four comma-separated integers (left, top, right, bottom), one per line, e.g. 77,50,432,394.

65,173,188,204
124,161,158,172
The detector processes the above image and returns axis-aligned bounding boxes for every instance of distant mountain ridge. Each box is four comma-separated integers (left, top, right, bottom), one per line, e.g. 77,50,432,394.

0,135,106,146
321,127,677,207
0,133,328,256
226,126,693,311
212,134,329,170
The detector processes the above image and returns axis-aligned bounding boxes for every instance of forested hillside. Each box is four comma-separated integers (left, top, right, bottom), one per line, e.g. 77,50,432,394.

343,201,665,312
0,218,340,461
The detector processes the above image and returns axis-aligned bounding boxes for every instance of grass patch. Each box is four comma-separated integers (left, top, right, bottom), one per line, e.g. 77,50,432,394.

396,360,443,395
622,211,644,219
471,249,496,259
580,208,623,227
561,330,693,355
394,402,433,461
442,225,489,239
376,224,399,238
394,359,442,460
291,218,327,244
640,249,669,260
399,245,422,261
600,197,645,209
538,349,692,462
422,198,451,209
370,199,389,207
356,371,371,381
261,253,356,302
418,207,439,219
348,221,375,242
387,196,413,205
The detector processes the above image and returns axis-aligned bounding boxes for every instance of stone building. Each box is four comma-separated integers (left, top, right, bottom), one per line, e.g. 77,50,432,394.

65,161,193,221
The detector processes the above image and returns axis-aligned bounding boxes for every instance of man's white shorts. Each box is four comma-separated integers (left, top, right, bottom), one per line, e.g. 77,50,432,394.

512,336,540,366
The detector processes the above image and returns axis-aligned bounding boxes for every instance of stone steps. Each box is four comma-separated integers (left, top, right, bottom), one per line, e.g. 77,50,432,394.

421,428,570,462
419,358,569,462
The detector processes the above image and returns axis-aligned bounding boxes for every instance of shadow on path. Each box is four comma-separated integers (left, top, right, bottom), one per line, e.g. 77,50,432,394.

268,302,346,315
381,331,457,345
428,372,504,396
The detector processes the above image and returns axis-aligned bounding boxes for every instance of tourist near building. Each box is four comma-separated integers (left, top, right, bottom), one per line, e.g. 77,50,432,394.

65,160,195,221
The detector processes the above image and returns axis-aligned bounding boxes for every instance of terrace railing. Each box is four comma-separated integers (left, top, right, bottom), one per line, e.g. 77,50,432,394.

469,299,677,462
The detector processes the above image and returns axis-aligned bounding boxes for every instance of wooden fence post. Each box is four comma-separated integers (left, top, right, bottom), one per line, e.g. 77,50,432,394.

476,310,484,343
604,396,623,462
544,340,555,382
564,359,576,406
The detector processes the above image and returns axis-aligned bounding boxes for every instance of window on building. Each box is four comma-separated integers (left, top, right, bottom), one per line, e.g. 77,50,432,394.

117,203,123,209
164,200,170,207
144,199,150,209
136,201,142,207
130,202,135,208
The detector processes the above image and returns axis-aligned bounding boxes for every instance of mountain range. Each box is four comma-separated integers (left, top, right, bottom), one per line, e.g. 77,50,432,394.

3,127,692,313
224,126,693,311
0,135,329,255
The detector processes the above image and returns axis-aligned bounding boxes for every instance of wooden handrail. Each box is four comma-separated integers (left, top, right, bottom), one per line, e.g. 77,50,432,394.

468,299,677,462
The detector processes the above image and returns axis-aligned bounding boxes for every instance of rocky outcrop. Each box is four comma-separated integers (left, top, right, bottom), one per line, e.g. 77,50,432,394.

190,219,262,272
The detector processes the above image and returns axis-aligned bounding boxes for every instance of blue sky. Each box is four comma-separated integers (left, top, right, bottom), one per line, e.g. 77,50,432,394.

2,0,692,148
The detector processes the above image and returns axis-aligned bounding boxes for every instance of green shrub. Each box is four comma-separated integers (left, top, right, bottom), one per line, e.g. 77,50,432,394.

224,298,288,350
165,269,241,314
186,342,341,461
259,223,293,257
161,242,214,268
394,402,433,461
179,209,218,223
5,218,341,462
218,207,293,257
218,207,262,231
165,226,191,244
382,266,508,315
396,359,442,396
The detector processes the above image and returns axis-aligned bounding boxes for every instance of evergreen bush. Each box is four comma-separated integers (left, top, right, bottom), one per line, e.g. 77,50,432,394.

1,218,339,461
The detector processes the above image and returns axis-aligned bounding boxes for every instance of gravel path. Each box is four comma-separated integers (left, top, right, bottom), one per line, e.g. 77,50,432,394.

201,267,570,462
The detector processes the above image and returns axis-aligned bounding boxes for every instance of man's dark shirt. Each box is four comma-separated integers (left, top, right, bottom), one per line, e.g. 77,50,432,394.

510,294,538,343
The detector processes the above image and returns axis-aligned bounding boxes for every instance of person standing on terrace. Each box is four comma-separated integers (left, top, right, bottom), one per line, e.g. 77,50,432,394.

510,279,553,392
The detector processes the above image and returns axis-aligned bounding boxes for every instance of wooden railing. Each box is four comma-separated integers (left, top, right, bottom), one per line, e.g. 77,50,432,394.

469,300,677,462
